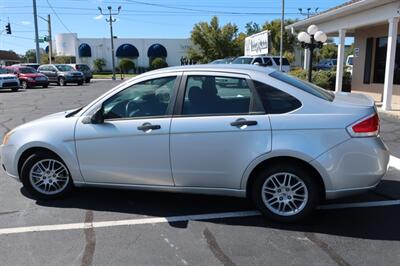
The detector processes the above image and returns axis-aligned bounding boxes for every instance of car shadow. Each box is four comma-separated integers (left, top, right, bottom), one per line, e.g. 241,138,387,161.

23,179,400,241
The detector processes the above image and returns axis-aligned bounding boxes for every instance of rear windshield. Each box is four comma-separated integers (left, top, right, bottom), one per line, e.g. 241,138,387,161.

272,58,290,65
56,65,74,72
19,67,37,74
76,64,90,71
232,57,253,64
270,71,335,102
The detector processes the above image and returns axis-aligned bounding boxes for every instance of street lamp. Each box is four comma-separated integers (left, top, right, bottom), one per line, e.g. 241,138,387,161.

98,6,121,81
297,24,327,82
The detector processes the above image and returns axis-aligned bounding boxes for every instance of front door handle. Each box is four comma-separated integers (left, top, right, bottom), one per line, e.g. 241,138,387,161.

230,119,258,127
137,123,161,131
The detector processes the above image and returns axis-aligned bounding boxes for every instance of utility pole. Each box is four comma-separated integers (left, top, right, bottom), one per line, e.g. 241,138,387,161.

32,0,40,63
279,0,284,71
98,6,121,81
38,15,53,64
47,14,53,64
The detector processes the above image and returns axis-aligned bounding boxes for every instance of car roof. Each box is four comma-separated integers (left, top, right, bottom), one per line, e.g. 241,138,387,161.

143,64,276,76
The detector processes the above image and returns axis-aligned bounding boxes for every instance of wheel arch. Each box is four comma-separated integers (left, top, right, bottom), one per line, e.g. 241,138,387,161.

17,147,64,177
244,156,326,201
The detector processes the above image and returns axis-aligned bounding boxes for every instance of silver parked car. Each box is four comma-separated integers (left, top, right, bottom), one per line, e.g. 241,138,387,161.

0,65,389,222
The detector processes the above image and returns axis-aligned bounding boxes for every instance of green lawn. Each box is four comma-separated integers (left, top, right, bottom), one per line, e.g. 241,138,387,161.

93,73,138,79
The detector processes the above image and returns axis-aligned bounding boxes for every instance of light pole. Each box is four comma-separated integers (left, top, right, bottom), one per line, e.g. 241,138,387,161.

32,0,40,63
279,0,284,71
297,25,327,82
98,6,121,81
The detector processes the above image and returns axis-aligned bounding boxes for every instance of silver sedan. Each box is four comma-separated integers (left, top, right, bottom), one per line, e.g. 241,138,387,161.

0,65,390,222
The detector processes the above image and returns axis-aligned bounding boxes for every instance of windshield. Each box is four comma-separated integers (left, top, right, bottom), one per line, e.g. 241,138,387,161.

232,57,253,64
270,71,335,102
347,57,353,65
19,67,37,74
56,65,74,72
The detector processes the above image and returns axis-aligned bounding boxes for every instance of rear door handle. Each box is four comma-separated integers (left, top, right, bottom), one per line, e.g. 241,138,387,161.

137,123,161,131
230,119,258,127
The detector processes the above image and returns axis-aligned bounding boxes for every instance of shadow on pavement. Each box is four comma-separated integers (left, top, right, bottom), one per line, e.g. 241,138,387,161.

23,179,400,241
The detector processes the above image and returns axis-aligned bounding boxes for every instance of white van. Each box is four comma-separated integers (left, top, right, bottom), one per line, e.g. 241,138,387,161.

346,55,354,75
231,56,291,72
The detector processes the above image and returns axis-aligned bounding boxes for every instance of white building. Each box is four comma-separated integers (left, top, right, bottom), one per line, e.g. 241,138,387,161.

53,33,190,70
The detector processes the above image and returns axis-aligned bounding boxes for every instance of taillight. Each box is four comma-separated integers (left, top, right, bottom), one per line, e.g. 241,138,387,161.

347,113,379,137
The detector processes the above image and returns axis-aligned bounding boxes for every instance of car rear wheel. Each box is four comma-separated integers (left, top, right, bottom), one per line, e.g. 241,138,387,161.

21,81,28,90
78,81,83,86
20,151,73,200
85,78,91,83
42,84,48,88
12,88,19,92
59,77,66,86
251,163,320,223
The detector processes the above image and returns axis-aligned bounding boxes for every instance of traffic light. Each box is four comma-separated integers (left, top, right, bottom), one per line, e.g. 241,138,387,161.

5,23,11,34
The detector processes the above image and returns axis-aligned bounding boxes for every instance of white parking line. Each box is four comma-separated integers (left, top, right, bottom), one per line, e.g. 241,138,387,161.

1,198,400,236
389,155,400,170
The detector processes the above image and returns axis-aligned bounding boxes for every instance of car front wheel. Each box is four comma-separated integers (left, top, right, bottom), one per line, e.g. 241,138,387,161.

58,77,66,86
20,151,73,200
21,81,28,90
251,163,320,223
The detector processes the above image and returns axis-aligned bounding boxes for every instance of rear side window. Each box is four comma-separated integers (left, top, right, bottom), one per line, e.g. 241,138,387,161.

253,80,301,114
270,71,334,101
272,58,290,65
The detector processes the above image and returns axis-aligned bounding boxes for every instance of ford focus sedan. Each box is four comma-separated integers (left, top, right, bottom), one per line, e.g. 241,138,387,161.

0,65,389,222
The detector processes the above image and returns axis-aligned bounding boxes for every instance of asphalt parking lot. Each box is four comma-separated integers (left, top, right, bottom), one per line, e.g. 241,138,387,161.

1,81,400,266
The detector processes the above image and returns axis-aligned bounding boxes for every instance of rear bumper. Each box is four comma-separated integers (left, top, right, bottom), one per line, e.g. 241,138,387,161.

311,136,390,200
65,76,84,82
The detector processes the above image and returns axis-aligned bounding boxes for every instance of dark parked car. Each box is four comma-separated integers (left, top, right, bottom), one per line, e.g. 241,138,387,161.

314,59,337,70
5,66,49,89
37,64,84,86
69,64,93,83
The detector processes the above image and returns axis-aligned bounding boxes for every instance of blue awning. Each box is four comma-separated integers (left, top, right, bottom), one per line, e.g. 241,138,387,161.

78,43,92,57
116,44,139,58
147,43,167,58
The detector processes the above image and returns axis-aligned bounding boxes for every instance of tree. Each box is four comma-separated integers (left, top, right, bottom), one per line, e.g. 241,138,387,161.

188,16,242,63
262,19,298,55
150,58,168,70
118,59,135,74
317,43,338,60
245,21,261,36
93,58,106,72
24,49,37,63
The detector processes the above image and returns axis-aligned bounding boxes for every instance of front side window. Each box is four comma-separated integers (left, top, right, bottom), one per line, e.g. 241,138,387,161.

253,80,302,114
103,76,176,120
270,71,334,102
263,58,273,66
182,76,252,115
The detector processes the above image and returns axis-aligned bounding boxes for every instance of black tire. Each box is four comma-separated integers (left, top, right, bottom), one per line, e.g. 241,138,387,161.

12,87,19,92
251,162,320,223
59,77,66,86
85,78,91,83
78,81,83,86
21,81,28,90
20,151,73,200
42,84,48,88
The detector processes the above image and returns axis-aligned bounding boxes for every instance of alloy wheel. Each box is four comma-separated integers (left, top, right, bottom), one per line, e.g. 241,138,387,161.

261,172,308,216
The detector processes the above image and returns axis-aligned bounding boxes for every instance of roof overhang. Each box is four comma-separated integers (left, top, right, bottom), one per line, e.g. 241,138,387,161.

287,0,400,35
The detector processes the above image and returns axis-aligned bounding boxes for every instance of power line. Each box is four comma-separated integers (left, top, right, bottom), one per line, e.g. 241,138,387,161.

45,0,72,33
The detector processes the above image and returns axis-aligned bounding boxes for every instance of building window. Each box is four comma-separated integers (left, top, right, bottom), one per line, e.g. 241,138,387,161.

373,35,400,84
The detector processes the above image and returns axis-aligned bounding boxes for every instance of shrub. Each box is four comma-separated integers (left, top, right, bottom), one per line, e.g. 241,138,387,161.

289,69,351,92
150,57,168,70
118,59,135,74
93,58,106,72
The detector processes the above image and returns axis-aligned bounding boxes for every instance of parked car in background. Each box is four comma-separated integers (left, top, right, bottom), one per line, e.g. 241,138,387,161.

346,55,354,75
0,68,20,92
209,57,236,64
12,63,40,70
231,56,291,72
314,59,337,70
5,66,49,89
0,65,389,223
69,64,93,83
38,64,84,86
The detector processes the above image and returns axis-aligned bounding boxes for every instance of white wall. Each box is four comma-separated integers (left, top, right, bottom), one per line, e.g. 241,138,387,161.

55,33,190,70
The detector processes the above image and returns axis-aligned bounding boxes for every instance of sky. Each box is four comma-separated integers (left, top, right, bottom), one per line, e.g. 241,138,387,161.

0,0,349,55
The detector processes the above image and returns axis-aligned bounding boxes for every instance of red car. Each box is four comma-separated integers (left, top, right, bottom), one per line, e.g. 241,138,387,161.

5,66,49,89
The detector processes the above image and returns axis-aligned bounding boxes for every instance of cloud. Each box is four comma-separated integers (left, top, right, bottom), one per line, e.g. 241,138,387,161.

93,15,103,20
21,21,31,25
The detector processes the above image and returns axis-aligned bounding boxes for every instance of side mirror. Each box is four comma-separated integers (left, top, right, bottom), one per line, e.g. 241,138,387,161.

91,105,105,124
253,62,260,66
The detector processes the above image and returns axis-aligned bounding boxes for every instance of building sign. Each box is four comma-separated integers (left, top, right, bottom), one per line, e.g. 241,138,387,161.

245,30,269,56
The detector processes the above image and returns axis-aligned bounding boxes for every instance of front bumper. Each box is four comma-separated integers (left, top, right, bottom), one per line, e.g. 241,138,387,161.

65,76,84,82
0,144,19,181
312,136,390,200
